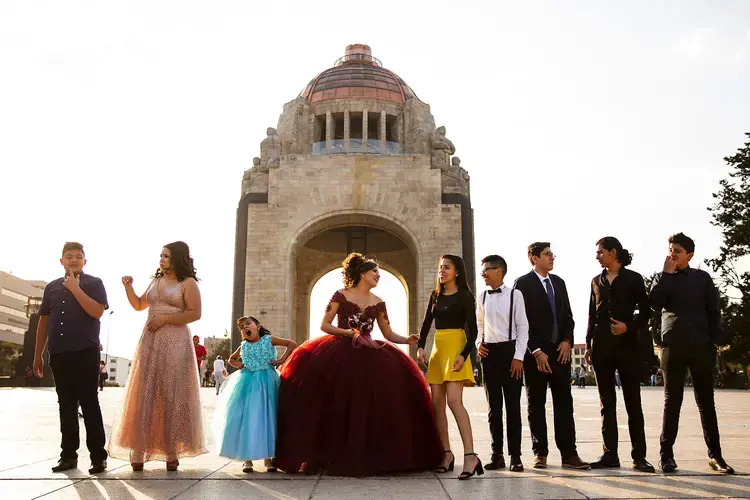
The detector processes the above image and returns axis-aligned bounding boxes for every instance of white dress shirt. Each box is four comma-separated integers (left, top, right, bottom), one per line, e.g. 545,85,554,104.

475,283,530,361
534,269,555,295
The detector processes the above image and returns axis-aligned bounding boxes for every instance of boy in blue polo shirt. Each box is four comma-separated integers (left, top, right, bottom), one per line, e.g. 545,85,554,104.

33,242,109,474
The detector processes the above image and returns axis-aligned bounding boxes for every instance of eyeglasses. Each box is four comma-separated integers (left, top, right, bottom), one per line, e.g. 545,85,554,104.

480,266,498,275
541,252,556,258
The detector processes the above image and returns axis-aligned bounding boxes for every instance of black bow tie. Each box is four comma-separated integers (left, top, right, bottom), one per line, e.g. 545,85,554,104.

488,288,503,295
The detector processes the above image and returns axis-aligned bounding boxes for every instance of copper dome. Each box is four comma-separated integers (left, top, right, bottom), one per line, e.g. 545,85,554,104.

300,44,418,104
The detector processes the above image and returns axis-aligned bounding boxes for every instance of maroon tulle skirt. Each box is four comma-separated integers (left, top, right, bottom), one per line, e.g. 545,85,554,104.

276,335,442,476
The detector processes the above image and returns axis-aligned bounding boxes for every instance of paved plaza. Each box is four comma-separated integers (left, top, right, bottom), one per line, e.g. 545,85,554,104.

0,385,748,499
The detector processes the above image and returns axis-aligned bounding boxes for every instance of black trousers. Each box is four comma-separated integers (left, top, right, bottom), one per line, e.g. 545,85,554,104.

660,343,722,460
482,341,523,457
592,339,647,460
524,344,577,459
49,345,107,461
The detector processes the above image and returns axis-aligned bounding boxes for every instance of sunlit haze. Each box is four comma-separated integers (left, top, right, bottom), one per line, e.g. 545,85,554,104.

2,1,749,360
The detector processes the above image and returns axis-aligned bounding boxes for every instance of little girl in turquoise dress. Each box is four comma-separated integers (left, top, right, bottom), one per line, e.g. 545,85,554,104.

213,316,297,472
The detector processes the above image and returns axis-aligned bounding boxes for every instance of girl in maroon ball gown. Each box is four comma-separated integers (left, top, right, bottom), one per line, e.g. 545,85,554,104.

275,253,442,476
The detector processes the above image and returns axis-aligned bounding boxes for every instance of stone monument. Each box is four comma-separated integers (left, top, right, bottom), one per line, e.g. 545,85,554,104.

233,44,475,358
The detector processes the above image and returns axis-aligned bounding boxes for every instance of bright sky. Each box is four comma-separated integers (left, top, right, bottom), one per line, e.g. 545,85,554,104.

310,269,409,355
1,1,748,360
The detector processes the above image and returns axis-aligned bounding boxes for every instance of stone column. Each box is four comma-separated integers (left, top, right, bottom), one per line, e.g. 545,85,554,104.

380,109,387,154
362,108,369,153
343,109,350,153
325,110,332,154
396,116,404,152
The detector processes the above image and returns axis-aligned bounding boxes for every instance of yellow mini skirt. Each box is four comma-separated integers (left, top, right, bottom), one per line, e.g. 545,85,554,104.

425,329,475,387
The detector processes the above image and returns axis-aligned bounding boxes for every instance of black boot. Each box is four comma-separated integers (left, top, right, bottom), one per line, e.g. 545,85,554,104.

590,453,620,469
88,459,107,474
660,456,677,473
485,454,505,470
51,458,78,473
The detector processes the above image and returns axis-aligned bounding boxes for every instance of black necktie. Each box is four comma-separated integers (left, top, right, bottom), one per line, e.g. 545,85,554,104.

487,288,502,295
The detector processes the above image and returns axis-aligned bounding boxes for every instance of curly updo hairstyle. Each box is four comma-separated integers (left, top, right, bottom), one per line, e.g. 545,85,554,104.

153,241,199,282
341,252,378,288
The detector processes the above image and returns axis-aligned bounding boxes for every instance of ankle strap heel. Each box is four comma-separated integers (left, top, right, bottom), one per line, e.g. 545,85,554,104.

435,450,455,473
458,453,484,480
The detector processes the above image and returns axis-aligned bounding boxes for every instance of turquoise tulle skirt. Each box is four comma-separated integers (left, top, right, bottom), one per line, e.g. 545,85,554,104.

212,366,279,460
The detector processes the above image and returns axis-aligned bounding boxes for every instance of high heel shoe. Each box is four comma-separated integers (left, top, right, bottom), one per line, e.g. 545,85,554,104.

458,453,484,480
435,450,455,473
166,460,179,471
131,463,144,472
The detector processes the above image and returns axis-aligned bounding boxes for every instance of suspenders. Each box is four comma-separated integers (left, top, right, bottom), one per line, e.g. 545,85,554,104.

481,286,516,343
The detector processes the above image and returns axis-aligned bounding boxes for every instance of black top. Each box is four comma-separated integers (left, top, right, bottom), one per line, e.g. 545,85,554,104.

586,267,649,349
514,271,575,353
39,273,109,355
649,266,723,346
418,289,478,359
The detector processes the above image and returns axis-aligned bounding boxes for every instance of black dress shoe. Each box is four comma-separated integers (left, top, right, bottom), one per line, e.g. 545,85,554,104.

509,456,524,472
708,458,734,474
51,458,78,473
485,454,505,470
660,457,677,473
590,454,621,469
88,459,107,474
632,458,655,473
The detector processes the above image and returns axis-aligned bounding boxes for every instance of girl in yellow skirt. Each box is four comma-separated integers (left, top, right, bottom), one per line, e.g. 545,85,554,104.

417,254,483,480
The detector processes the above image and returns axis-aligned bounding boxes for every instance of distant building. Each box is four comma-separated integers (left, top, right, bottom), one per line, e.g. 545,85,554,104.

0,271,46,346
102,354,132,387
572,343,592,373
204,335,230,360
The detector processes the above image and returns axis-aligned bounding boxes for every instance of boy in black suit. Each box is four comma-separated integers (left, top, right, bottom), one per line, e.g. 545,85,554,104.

515,242,589,470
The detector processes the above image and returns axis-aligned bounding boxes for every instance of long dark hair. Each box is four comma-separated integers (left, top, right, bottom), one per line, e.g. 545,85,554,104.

341,252,378,288
434,254,471,300
153,241,199,282
596,236,633,266
236,316,271,339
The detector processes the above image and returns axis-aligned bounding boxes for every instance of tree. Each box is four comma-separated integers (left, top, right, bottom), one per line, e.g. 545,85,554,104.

718,294,750,373
214,339,231,366
706,132,750,369
0,342,22,377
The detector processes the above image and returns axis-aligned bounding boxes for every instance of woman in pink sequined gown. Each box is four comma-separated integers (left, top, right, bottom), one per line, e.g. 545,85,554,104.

108,241,207,471
276,253,442,476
